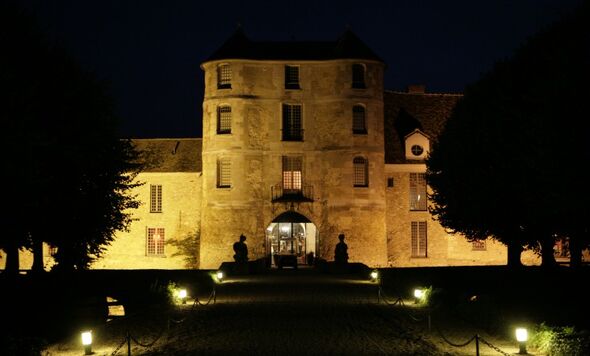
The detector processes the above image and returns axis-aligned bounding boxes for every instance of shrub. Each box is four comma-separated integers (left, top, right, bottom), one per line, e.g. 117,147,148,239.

529,323,590,356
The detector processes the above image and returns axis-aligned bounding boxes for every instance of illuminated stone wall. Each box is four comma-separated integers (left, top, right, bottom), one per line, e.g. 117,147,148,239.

199,59,388,268
92,172,202,269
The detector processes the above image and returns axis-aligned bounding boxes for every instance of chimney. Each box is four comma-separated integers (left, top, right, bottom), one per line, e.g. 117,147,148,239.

407,84,426,94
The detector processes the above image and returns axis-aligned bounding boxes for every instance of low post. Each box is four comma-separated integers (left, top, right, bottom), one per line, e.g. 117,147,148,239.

127,330,131,356
515,327,528,354
81,331,92,355
475,334,480,356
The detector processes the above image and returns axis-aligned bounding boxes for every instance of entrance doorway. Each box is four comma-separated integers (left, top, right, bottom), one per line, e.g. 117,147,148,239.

266,211,317,268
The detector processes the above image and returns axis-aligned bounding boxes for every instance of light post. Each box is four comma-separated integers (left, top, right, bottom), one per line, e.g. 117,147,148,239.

413,288,425,304
81,331,92,355
515,327,528,354
370,269,379,282
178,289,187,304
216,271,224,282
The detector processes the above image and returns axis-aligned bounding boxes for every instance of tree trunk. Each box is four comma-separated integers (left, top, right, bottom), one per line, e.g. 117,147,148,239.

31,239,45,273
4,243,20,276
569,236,582,268
507,243,522,268
540,236,557,268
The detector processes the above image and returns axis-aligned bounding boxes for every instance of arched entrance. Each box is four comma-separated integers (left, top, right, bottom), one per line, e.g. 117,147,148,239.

266,211,317,268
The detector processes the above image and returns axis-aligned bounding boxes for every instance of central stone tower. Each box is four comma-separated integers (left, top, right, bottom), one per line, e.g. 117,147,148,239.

199,28,387,269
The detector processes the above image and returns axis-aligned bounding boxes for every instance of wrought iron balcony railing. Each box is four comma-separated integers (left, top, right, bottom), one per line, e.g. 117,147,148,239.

271,183,314,203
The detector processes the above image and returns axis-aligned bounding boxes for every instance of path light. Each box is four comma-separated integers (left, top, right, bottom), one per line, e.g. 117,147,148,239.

216,271,224,281
81,330,92,355
370,270,379,281
515,327,528,354
413,288,425,304
178,289,188,304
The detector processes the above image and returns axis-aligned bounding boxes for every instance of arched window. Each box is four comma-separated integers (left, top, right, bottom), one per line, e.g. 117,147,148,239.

217,64,231,89
353,156,368,187
217,106,231,134
352,105,367,134
352,63,366,89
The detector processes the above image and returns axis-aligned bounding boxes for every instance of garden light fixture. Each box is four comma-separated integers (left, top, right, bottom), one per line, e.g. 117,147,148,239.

81,331,92,355
216,271,224,281
178,289,188,304
413,288,425,304
370,270,379,281
515,327,528,354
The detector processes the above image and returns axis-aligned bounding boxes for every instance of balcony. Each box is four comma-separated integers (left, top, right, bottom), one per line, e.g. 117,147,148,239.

271,183,314,203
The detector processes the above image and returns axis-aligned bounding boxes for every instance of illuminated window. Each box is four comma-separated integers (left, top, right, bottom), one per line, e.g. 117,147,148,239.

410,173,427,211
217,106,231,134
352,63,366,89
352,105,367,134
472,240,486,251
285,65,300,89
282,104,303,141
147,228,165,256
353,156,368,187
150,185,162,213
282,156,302,193
411,221,427,257
49,245,58,257
217,158,231,188
217,64,231,89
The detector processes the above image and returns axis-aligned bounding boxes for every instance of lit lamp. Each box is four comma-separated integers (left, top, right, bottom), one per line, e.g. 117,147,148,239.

81,330,92,355
216,271,224,281
413,288,425,304
370,270,379,282
178,289,187,304
515,327,528,354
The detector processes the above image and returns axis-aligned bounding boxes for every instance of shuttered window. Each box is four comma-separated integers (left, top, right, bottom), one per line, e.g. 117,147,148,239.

217,158,231,188
285,65,300,89
282,104,303,141
150,185,162,213
353,157,368,187
411,221,427,257
352,105,367,134
282,156,302,192
217,64,231,89
410,173,427,211
352,63,366,89
217,106,231,134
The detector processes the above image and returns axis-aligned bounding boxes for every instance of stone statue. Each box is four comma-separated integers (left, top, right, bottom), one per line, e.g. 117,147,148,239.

334,233,349,265
233,234,249,264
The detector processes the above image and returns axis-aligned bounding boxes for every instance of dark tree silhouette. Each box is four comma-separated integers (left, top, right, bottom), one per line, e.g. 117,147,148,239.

1,3,141,274
427,4,590,268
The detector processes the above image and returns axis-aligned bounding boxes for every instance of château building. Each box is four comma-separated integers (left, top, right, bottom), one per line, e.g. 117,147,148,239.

3,29,546,271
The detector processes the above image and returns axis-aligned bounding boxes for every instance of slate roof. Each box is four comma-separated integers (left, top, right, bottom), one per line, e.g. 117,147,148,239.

204,28,383,63
132,138,202,172
384,90,463,163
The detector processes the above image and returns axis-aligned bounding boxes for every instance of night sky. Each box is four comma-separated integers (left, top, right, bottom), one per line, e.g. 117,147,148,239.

19,0,583,138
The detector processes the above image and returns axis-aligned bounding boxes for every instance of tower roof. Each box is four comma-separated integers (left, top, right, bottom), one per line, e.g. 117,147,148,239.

204,28,383,63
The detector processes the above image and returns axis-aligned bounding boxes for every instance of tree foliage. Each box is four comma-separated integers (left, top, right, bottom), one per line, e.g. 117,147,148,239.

426,4,590,266
1,3,141,272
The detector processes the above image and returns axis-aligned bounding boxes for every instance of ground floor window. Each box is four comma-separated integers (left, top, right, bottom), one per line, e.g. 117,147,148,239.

411,221,427,257
147,227,165,256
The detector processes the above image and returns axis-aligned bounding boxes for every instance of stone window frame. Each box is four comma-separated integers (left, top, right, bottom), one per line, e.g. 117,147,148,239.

284,65,300,90
217,157,231,188
217,105,232,134
352,104,367,134
282,156,303,192
146,227,165,256
352,63,366,89
411,221,427,258
353,156,369,187
150,184,162,213
409,173,427,211
217,64,232,89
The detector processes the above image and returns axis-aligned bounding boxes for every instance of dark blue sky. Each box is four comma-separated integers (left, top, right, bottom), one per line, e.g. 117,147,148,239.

20,0,583,138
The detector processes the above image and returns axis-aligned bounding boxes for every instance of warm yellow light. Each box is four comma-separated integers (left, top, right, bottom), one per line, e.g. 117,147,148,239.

216,271,224,280
370,270,379,280
516,328,528,342
81,331,92,346
414,289,424,299
281,225,290,232
178,289,187,299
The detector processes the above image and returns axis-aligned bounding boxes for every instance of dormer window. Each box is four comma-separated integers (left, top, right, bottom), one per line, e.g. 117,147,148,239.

404,129,430,160
285,65,300,89
352,63,366,89
217,64,232,89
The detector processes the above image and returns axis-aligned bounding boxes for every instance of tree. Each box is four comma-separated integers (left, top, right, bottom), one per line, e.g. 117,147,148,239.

1,3,141,274
426,4,590,268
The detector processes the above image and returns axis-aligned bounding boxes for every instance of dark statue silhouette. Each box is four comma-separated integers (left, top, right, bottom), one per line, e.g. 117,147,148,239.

334,233,349,265
233,234,249,264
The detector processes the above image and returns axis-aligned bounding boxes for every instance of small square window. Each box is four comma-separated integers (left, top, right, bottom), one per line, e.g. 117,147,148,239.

387,177,394,188
285,66,300,89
